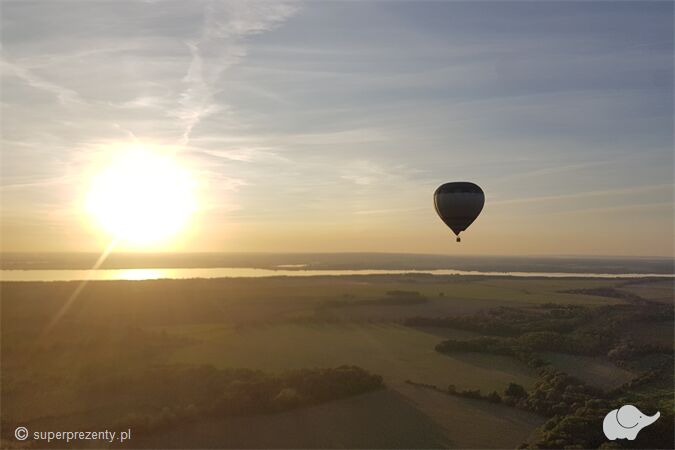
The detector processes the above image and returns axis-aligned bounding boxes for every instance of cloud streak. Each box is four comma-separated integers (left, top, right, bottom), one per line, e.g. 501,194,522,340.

173,1,298,145
492,184,674,206
1,57,82,105
0,1,672,255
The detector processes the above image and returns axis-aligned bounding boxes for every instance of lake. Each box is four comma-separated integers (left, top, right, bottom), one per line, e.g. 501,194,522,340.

1,267,673,281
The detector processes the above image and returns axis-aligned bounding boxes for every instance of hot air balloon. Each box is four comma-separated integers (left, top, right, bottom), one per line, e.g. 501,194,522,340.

434,182,484,242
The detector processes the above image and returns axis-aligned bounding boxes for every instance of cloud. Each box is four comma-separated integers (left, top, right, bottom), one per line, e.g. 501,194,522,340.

1,57,82,105
112,95,169,110
340,160,389,186
340,159,423,187
0,176,71,191
491,183,674,206
352,206,427,216
172,1,298,145
281,128,389,146
196,146,287,163
551,201,674,216
0,1,672,254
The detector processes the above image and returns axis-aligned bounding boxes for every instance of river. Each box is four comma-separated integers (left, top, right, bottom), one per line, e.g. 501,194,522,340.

1,267,673,281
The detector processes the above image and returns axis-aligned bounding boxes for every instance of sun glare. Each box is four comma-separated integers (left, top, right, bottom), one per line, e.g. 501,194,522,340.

86,146,195,246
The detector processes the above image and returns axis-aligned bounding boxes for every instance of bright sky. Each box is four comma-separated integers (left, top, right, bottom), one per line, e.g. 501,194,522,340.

1,1,673,256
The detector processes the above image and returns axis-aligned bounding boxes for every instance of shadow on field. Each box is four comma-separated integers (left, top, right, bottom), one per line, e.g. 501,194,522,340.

446,352,535,377
121,388,452,449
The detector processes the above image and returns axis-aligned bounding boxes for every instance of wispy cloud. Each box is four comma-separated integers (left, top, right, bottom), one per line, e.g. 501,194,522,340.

1,57,82,105
490,160,613,185
0,176,71,191
1,1,672,255
492,184,674,206
196,146,287,163
352,206,427,216
551,201,674,216
172,1,298,145
340,159,422,186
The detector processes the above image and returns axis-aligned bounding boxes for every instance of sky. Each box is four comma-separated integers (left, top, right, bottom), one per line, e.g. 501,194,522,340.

1,0,673,257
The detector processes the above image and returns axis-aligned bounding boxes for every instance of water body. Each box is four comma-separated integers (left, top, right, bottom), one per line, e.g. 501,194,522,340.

1,267,673,282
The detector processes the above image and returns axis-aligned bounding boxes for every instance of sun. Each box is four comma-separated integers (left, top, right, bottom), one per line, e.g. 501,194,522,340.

86,146,195,246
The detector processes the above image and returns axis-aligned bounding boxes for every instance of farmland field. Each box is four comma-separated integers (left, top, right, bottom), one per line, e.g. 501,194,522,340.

130,384,545,449
541,352,636,388
620,279,675,303
165,323,538,391
1,274,672,448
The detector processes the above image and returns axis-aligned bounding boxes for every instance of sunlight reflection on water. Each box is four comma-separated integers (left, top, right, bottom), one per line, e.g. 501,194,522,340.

115,269,166,280
0,267,673,282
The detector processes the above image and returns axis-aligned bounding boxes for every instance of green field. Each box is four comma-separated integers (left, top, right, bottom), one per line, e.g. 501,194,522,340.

620,279,675,304
1,274,671,448
542,352,636,388
129,383,545,449
164,323,538,391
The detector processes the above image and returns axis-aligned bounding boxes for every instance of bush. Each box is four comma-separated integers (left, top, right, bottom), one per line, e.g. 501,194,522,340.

504,383,527,399
487,391,502,403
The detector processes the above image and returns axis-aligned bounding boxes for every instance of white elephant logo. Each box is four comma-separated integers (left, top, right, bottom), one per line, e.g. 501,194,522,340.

603,404,660,440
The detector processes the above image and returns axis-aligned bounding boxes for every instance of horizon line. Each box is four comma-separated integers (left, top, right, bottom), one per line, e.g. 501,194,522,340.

1,251,673,260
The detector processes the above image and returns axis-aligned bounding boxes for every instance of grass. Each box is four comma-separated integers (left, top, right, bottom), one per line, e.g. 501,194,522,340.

126,384,545,449
619,279,675,304
541,352,636,389
164,323,539,392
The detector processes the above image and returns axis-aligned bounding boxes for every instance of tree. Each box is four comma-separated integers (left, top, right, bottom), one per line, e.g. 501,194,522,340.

487,391,502,403
504,383,527,399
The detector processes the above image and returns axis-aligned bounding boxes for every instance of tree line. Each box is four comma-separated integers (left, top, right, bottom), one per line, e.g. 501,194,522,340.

404,293,674,449
111,365,384,432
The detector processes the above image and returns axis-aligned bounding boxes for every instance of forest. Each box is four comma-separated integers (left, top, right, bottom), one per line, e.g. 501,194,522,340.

405,291,674,448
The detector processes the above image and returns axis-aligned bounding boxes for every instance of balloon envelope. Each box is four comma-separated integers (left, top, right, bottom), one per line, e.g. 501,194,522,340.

434,182,484,237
